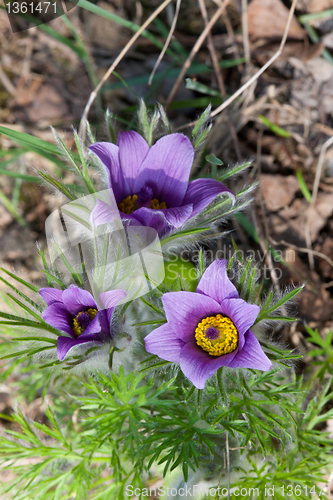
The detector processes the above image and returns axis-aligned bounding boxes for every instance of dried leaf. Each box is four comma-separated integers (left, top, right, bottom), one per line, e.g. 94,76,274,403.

248,0,304,41
308,0,333,13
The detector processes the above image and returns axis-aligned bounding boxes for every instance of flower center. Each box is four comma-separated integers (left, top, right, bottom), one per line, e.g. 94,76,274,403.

72,308,98,337
118,194,167,214
195,314,238,356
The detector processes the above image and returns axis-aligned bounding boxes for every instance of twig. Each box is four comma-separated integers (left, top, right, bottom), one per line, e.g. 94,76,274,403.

148,0,181,85
269,237,333,270
304,212,314,270
78,0,174,139
311,136,333,205
198,0,224,96
198,0,242,161
0,61,15,96
323,280,333,289
165,0,232,109
241,0,250,63
174,0,298,133
222,10,243,71
210,0,299,118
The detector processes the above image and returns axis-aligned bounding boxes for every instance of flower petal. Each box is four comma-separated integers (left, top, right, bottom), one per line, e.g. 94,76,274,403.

42,303,73,336
144,322,184,362
99,289,127,325
183,178,235,217
117,131,150,193
126,207,170,235
97,309,112,340
162,292,222,343
134,134,194,207
220,298,260,338
90,199,119,227
89,142,130,203
160,205,193,228
57,335,100,361
79,315,101,336
229,330,272,371
39,287,63,306
62,285,97,316
99,289,127,309
179,341,238,389
197,259,239,304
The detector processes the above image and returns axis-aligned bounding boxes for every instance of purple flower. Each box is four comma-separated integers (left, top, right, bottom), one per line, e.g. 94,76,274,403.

39,285,127,361
89,132,234,236
144,260,272,389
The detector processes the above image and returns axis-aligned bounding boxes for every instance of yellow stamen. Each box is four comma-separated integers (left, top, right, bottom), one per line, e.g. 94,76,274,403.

118,195,167,214
118,194,138,214
72,308,98,337
195,314,238,356
150,198,167,210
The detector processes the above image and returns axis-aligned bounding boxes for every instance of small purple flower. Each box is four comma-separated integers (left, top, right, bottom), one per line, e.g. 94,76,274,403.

39,285,127,361
89,132,234,236
144,260,272,389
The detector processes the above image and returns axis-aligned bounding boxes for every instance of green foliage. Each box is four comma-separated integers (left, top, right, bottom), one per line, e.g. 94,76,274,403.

0,363,331,499
255,287,303,323
296,169,312,203
259,115,291,138
305,326,333,383
0,27,328,496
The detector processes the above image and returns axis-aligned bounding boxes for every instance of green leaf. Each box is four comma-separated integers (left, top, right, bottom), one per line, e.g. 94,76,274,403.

139,297,164,316
199,249,205,277
0,276,42,313
162,227,210,245
193,123,212,149
132,319,166,326
11,336,57,345
205,153,223,166
1,268,38,293
256,286,303,323
238,258,252,294
296,169,312,203
0,126,69,169
192,104,211,139
0,190,27,226
0,168,40,183
259,115,291,138
0,126,60,155
37,170,77,200
1,345,54,359
73,131,97,194
186,78,221,97
218,161,252,181
244,266,257,302
299,9,333,25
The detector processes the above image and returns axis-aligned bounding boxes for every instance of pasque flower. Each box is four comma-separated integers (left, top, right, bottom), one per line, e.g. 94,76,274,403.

144,259,272,389
39,285,127,361
89,132,234,236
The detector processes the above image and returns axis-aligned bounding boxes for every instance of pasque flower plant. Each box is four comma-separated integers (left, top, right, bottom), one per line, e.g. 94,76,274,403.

89,131,234,236
145,259,272,388
39,285,127,360
0,107,309,499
